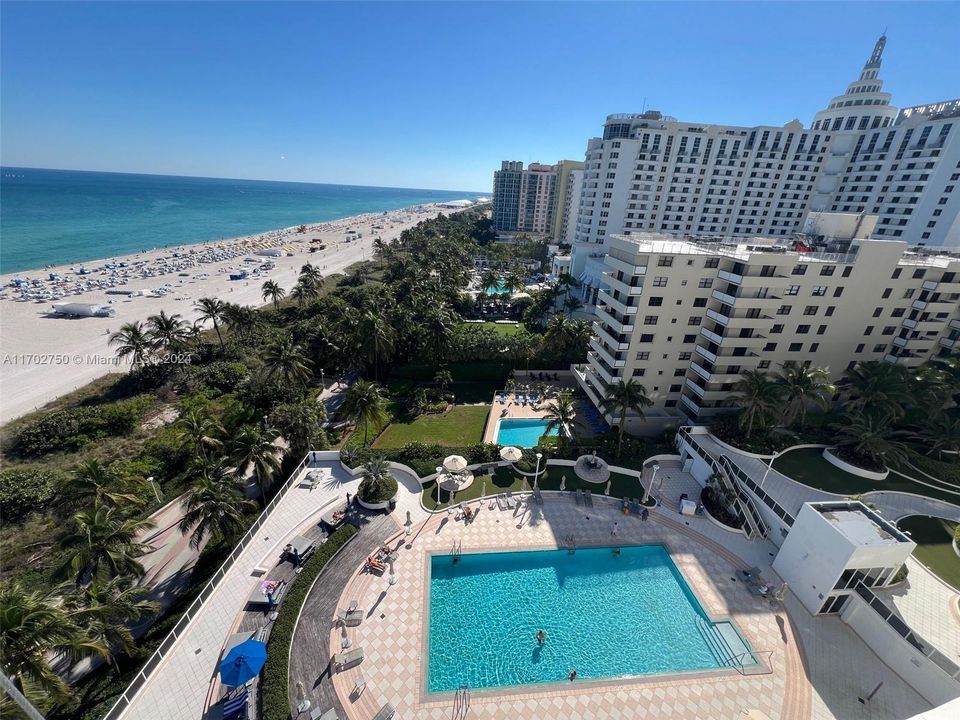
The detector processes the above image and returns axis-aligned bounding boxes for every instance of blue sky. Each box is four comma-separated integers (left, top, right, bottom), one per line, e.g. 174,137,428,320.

2,1,959,192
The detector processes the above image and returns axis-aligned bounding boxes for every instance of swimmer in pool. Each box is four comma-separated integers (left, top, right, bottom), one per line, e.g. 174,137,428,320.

536,629,547,644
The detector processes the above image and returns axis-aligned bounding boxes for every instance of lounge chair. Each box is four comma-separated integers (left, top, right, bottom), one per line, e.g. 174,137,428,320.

364,557,385,574
505,492,517,509
348,599,358,612
310,708,339,720
496,494,508,511
748,584,771,597
220,689,249,720
372,703,395,720
575,489,583,506
584,490,594,507
332,647,364,671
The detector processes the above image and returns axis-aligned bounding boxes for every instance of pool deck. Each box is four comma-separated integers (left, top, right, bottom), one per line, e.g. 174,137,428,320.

482,393,553,444
326,494,809,720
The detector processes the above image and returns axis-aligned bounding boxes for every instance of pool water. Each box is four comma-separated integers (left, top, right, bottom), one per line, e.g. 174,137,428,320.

484,279,510,295
496,418,558,448
427,545,749,692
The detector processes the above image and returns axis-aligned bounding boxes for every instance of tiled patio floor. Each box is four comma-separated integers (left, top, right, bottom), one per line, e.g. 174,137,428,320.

326,495,810,719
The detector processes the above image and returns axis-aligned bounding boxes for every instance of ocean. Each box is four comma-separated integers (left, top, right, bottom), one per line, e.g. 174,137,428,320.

0,167,482,273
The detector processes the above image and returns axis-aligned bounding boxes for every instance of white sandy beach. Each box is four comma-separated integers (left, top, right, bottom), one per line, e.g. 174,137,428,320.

0,203,453,424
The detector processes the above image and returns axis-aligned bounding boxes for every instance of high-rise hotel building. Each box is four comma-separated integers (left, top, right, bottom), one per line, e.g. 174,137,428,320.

492,161,559,234
568,36,960,305
575,230,960,434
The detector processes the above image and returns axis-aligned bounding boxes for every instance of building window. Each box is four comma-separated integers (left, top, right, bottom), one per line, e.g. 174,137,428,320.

797,324,810,334
789,342,803,351
810,343,820,352
633,368,645,377
832,287,843,297
803,306,818,316
636,351,650,360
679,352,692,360
688,316,702,326
841,266,853,278
698,278,713,288
864,326,874,336
881,326,895,335
648,296,663,306
705,258,720,268
758,360,771,369
812,286,827,296
791,264,807,276
777,305,792,315
873,343,886,353
653,276,668,287
693,297,707,307
820,266,835,276
892,268,902,279
903,289,915,299
856,343,865,352
644,315,658,325
639,334,655,343
658,256,674,267
786,285,800,296
912,269,925,279
683,334,697,343
817,324,827,335
825,306,836,317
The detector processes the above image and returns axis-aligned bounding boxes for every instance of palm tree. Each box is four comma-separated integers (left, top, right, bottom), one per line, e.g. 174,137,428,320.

298,263,324,294
916,412,960,458
262,334,312,387
832,412,910,469
356,310,396,379
67,577,158,671
543,392,576,437
108,321,152,372
564,295,584,317
269,399,327,459
503,271,525,299
601,379,653,457
839,361,911,419
54,504,155,586
261,280,286,310
175,408,225,461
373,237,388,270
479,268,500,311
434,368,453,396
421,309,454,363
290,281,311,309
65,459,149,508
774,361,835,429
221,303,259,343
178,461,255,550
145,310,191,352
195,297,227,350
341,379,389,446
231,424,284,506
544,314,572,352
730,370,783,439
0,582,107,708
358,454,397,503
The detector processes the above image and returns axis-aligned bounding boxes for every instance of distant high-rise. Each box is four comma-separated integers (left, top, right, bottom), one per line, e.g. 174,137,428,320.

569,36,959,302
492,161,559,234
549,160,585,242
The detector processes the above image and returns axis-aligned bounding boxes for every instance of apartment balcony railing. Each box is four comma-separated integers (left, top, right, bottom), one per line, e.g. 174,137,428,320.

700,327,724,345
939,337,956,349
689,361,712,382
951,318,960,331
712,289,737,306
696,345,718,364
592,321,630,351
912,299,928,311
589,337,626,369
685,378,706,398
718,269,744,285
705,309,730,326
603,271,644,296
598,289,638,315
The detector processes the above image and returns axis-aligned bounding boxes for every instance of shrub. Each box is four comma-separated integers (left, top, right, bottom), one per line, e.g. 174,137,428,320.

10,395,152,457
176,361,249,396
892,564,909,584
909,452,960,486
0,468,61,521
261,526,357,720
358,474,398,503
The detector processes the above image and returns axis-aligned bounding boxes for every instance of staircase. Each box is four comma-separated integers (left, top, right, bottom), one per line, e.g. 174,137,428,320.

695,616,736,668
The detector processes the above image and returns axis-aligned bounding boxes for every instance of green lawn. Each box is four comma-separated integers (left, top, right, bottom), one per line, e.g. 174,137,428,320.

461,321,521,336
896,516,960,591
772,448,960,505
421,465,653,510
373,405,490,449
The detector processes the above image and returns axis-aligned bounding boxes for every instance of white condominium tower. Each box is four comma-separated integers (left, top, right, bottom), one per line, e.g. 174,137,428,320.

574,228,960,434
568,36,959,303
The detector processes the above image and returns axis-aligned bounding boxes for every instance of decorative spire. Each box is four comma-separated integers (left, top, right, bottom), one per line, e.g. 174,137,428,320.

864,34,886,70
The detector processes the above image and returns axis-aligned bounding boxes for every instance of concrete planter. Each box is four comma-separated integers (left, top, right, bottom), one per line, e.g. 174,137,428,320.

356,492,396,511
702,504,748,537
822,447,889,481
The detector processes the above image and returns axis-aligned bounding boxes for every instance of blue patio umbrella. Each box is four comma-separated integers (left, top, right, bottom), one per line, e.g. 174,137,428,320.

219,639,268,687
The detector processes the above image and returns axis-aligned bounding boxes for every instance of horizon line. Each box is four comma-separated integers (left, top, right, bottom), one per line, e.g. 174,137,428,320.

0,164,488,196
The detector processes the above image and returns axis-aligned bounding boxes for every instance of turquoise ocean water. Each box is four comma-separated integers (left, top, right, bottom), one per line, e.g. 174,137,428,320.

0,167,482,273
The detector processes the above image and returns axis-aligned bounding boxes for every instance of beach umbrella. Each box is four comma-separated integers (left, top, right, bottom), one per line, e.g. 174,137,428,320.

499,446,523,463
604,479,612,496
443,455,468,473
560,475,566,491
219,639,268,687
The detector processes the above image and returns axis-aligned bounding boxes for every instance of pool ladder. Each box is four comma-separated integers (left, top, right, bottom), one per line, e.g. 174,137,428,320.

452,541,462,563
453,684,470,718
563,533,577,553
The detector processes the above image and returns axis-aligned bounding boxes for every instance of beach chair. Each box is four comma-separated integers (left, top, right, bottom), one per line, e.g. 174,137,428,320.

337,608,363,626
575,489,583,506
372,703,396,720
496,494,508,511
505,492,517,510
332,647,364,672
584,490,594,507
221,689,249,720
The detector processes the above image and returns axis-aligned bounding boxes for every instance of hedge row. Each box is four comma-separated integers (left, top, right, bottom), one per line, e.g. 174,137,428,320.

908,452,960,486
260,524,358,720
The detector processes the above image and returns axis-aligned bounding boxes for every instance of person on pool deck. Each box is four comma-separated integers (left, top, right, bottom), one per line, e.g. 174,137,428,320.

536,629,547,644
568,669,577,681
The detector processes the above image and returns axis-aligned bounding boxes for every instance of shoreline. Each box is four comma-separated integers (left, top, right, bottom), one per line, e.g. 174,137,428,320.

0,202,465,424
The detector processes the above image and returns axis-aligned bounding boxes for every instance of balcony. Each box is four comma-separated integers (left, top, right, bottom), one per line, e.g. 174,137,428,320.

680,393,702,414
951,319,960,331
902,318,918,330
893,336,909,348
605,255,647,276
593,321,630,351
712,289,737,306
922,280,938,291
685,378,706,398
598,289,638,315
696,345,718,363
700,327,724,345
589,337,626,368
603,271,643,296
587,351,616,385
884,354,899,364
940,337,956,349
718,269,744,285
690,361,712,382
705,309,730,326
912,299,928,311
597,310,635,335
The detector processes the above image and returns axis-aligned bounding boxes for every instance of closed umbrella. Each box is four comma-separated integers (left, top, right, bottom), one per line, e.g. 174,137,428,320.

499,446,523,463
219,639,268,687
443,455,468,473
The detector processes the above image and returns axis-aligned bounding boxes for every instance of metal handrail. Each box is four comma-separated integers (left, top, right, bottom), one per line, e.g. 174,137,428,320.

729,650,775,676
101,452,318,720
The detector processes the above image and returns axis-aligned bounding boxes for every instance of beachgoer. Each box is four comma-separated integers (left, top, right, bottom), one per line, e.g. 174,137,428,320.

568,669,577,681
536,630,546,645
611,522,618,536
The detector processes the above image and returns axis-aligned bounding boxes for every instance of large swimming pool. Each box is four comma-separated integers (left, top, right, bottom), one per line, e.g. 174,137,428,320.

427,545,751,692
495,418,558,448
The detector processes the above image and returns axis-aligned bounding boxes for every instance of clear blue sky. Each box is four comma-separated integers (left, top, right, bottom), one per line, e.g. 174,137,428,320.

2,1,958,192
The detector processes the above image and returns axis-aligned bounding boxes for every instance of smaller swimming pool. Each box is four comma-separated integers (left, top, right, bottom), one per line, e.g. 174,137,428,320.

484,280,510,295
496,418,558,448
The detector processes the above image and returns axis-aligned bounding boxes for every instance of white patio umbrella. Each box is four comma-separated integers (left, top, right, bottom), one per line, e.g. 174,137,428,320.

559,474,566,491
443,455,468,473
499,446,523,463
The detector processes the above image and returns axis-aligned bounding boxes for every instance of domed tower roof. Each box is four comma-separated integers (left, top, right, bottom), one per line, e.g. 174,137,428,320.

812,34,899,132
